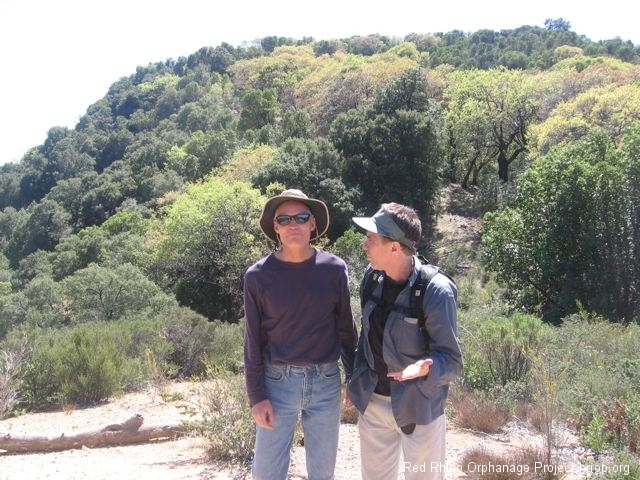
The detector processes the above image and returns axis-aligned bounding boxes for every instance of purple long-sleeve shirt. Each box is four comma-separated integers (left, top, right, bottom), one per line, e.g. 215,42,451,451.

243,248,357,406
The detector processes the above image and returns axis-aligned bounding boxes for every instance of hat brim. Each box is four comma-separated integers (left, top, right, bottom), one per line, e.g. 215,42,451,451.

259,195,329,243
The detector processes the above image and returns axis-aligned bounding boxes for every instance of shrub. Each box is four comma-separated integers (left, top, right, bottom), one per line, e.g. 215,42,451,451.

449,386,511,433
582,398,640,454
459,446,560,480
196,369,255,463
205,320,244,373
0,337,29,418
548,315,640,443
11,317,172,409
54,325,125,404
460,311,547,390
162,314,244,378
595,451,640,479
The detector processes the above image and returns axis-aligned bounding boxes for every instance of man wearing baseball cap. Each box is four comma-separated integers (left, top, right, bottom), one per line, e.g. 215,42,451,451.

347,202,462,480
243,188,356,480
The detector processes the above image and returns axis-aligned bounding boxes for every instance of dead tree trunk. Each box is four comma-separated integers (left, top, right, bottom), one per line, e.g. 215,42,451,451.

0,414,188,453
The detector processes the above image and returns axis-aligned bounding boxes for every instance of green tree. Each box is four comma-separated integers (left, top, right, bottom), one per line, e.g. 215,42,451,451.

0,162,25,210
531,82,640,156
373,67,432,114
331,70,446,240
48,209,150,280
150,179,265,321
444,67,544,185
4,275,66,330
237,88,279,132
481,127,640,323
5,199,72,267
184,129,238,177
61,263,175,323
77,165,136,228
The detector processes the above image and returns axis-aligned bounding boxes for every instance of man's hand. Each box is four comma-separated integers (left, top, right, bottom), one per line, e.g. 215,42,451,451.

343,387,354,409
387,358,433,381
251,399,275,429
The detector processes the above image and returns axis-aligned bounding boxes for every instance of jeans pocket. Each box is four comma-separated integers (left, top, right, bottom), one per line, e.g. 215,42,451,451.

265,364,285,382
319,362,340,379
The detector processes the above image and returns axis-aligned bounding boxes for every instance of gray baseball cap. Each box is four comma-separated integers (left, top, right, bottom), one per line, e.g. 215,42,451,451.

352,208,416,250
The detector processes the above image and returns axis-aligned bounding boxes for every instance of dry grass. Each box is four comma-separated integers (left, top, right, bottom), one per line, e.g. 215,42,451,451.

460,446,568,480
449,387,511,434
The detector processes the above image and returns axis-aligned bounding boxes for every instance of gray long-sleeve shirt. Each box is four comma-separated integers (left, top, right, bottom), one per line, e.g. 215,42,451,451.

243,248,357,406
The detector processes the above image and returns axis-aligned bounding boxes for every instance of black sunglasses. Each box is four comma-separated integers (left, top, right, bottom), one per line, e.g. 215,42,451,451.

274,212,312,226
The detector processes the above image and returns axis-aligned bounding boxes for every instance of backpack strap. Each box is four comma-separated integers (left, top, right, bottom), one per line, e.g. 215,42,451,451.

360,268,383,310
411,264,440,350
360,262,453,352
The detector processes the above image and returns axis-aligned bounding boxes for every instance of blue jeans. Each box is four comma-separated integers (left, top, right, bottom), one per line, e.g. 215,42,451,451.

252,362,342,480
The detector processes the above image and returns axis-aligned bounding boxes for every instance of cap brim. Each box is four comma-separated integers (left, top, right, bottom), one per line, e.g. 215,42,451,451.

352,212,416,250
352,217,379,235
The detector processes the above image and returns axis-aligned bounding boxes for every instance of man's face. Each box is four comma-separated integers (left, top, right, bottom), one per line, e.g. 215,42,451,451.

363,231,394,271
273,200,316,247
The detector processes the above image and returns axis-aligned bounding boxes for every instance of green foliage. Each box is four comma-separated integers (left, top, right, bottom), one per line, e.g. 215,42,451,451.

331,228,369,320
0,31,639,439
47,208,150,280
460,311,547,390
205,320,244,373
0,30,638,330
373,67,431,114
582,398,640,456
238,88,280,131
5,312,224,409
481,128,640,323
0,337,28,419
443,67,542,185
5,199,72,267
595,451,640,480
331,73,446,238
161,316,244,378
16,324,132,406
331,228,368,294
61,263,177,323
548,315,640,420
55,325,128,404
582,407,609,454
532,82,640,156
150,178,264,321
7,275,66,329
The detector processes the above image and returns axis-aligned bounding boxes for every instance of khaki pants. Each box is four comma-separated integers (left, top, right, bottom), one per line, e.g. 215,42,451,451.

358,393,446,480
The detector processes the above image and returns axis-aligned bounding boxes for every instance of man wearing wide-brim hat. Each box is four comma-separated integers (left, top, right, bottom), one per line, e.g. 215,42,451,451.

243,188,356,480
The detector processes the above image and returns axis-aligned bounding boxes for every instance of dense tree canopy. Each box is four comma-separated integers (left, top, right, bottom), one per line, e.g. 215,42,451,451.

0,24,639,336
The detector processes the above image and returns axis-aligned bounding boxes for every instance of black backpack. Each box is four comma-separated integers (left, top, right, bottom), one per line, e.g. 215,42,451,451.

360,259,454,351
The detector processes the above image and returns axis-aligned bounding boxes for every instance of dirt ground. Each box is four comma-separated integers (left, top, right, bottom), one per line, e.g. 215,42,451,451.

0,381,600,480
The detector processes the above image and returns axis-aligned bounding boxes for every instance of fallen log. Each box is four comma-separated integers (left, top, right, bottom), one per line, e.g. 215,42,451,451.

0,414,189,453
